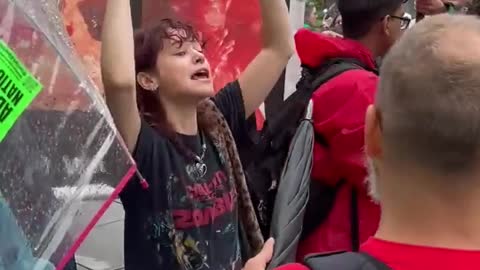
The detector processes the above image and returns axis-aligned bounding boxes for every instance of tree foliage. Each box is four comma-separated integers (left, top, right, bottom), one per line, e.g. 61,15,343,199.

305,0,326,28
309,0,325,14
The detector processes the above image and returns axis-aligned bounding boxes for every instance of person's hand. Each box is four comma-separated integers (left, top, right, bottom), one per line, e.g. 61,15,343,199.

322,30,343,38
451,0,472,7
416,0,447,15
243,238,275,270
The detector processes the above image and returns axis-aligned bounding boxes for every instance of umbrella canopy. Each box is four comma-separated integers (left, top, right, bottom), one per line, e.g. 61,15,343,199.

268,100,315,269
0,2,135,269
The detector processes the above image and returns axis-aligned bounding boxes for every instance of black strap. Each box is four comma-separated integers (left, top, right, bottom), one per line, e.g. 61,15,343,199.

304,251,391,270
358,253,391,270
308,58,369,92
301,179,345,240
260,58,374,153
301,58,371,101
351,187,360,251
300,58,375,241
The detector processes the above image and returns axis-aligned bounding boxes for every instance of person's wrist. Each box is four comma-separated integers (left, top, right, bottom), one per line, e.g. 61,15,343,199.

427,2,449,15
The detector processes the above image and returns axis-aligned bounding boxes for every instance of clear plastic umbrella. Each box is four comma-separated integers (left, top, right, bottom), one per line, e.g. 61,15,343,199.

268,100,314,269
0,1,135,269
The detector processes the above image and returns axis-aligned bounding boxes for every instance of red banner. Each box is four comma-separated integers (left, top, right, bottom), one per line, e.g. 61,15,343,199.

61,0,264,126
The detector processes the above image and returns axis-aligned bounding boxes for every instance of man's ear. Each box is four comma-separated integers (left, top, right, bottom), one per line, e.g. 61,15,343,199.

365,105,383,159
136,72,158,91
382,15,391,37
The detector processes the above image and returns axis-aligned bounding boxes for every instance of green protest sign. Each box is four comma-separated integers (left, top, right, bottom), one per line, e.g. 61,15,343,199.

0,40,43,142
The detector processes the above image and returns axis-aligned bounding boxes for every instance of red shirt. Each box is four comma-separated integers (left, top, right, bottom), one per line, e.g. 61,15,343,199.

276,237,480,270
361,237,480,270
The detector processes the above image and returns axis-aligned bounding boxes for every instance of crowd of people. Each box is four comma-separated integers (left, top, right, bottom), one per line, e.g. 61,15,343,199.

4,0,480,269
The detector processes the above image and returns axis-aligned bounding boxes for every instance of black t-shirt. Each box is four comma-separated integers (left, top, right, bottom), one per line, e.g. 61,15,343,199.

120,81,247,270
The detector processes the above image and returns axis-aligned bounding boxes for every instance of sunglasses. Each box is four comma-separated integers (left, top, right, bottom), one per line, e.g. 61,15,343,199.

388,14,411,30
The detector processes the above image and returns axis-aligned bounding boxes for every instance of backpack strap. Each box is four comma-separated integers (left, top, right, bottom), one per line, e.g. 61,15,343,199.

306,57,377,94
300,179,346,240
257,58,373,152
304,251,391,270
351,187,360,251
299,58,377,241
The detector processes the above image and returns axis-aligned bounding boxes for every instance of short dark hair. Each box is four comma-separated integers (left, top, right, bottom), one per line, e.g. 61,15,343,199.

134,18,201,132
338,0,405,39
134,18,206,163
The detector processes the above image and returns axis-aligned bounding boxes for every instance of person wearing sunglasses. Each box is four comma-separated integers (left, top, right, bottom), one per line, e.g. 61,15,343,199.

389,13,412,30
260,14,480,270
294,0,409,261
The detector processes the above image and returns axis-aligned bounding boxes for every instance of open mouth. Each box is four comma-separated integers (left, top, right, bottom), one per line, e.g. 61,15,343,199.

191,68,210,80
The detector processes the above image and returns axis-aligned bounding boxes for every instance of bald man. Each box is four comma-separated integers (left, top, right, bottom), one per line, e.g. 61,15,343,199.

248,14,480,270
360,13,480,270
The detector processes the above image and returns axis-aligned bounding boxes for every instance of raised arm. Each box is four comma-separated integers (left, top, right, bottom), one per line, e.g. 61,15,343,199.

238,0,295,118
101,0,140,153
416,0,471,15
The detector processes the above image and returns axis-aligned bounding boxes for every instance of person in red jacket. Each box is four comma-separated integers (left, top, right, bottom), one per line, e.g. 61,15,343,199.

295,0,410,259
273,14,480,270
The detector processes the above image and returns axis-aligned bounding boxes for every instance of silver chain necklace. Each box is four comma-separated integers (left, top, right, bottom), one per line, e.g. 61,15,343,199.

186,132,208,179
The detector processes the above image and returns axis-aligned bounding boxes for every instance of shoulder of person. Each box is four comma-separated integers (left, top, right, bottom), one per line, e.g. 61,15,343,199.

315,68,377,91
136,119,168,142
218,80,242,93
130,119,172,166
311,69,377,104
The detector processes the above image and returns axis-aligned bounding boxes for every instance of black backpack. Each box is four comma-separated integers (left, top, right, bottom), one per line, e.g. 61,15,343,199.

240,58,378,241
304,251,390,270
